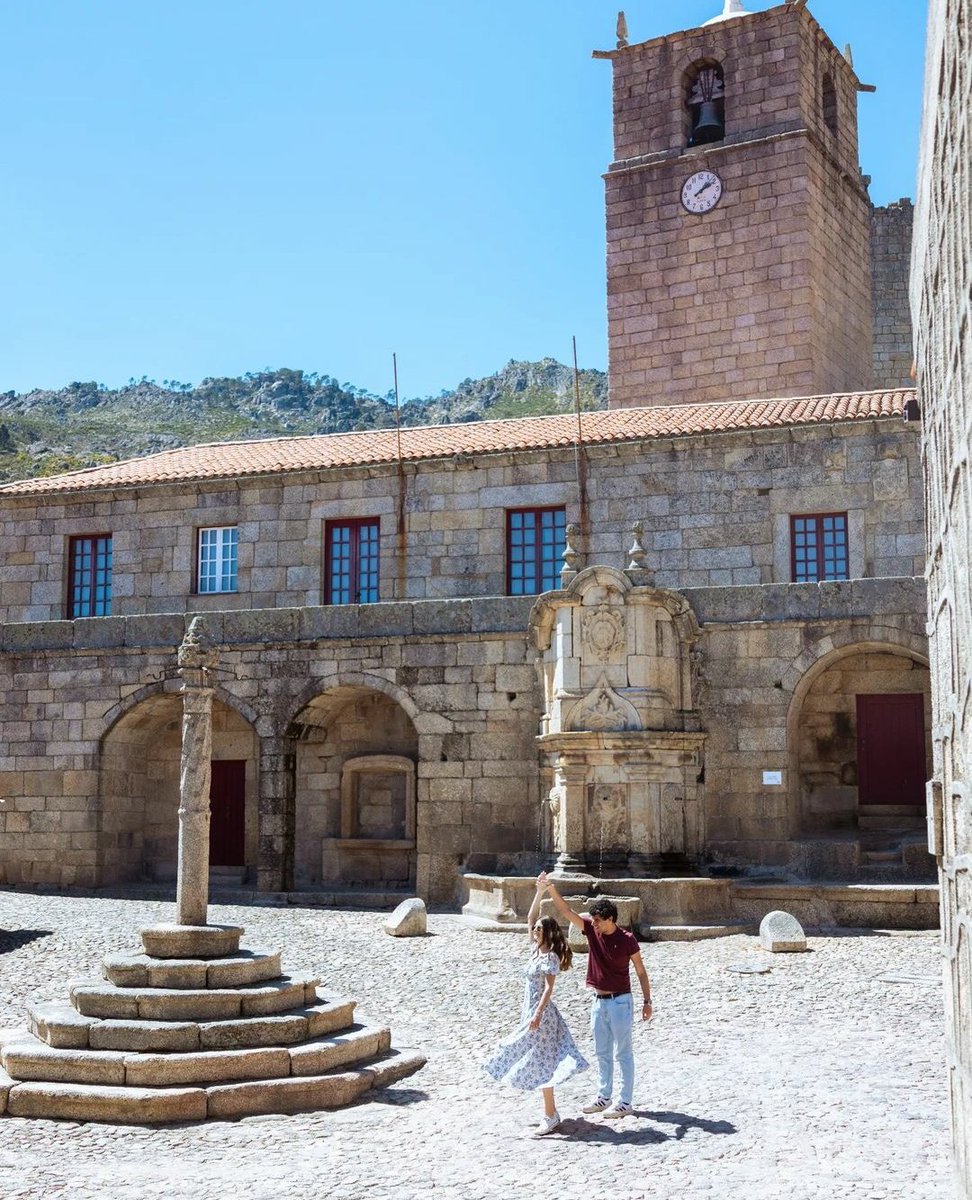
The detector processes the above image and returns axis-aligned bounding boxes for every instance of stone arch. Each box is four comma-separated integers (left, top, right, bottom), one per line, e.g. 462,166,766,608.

684,57,726,147
285,670,448,739
98,687,259,886
784,633,931,839
289,679,423,889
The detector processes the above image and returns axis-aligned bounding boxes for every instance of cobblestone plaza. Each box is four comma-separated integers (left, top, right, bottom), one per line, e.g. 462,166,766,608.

0,892,950,1199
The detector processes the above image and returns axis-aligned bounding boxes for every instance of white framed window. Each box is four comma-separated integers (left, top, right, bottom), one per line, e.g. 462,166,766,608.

198,526,238,594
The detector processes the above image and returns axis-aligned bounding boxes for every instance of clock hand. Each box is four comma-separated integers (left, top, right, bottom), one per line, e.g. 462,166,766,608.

694,180,716,197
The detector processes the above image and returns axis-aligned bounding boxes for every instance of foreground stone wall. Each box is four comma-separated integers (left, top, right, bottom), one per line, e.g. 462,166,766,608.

912,1,972,1193
0,419,923,623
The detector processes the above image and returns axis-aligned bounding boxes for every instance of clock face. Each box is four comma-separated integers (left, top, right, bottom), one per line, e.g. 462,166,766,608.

681,169,723,214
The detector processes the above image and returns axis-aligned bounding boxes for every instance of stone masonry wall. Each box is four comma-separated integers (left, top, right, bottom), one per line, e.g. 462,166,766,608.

911,0,972,1193
0,580,931,905
0,419,924,624
872,200,916,390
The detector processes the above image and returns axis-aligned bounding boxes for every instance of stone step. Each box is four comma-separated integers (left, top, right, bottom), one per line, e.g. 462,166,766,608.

69,974,320,1021
140,924,243,959
103,949,282,990
0,1048,426,1123
2,1023,391,1088
28,995,355,1052
4,1079,209,1123
206,1049,427,1119
646,921,754,942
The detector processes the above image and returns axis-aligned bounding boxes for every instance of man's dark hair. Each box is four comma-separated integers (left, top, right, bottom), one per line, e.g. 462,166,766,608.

588,898,619,922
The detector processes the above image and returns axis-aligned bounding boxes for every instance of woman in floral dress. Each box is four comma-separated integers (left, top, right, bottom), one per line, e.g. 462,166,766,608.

484,876,588,1134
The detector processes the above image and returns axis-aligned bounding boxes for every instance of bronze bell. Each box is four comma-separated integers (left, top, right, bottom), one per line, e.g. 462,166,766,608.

692,100,725,144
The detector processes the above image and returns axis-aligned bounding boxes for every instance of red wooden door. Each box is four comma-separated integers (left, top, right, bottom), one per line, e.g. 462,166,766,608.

856,694,926,806
209,760,246,866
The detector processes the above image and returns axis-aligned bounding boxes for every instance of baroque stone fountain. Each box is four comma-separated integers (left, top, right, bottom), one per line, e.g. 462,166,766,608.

463,526,734,939
0,620,424,1123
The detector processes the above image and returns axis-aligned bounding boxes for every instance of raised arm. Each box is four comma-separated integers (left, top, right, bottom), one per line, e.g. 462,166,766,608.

537,871,585,932
526,874,547,931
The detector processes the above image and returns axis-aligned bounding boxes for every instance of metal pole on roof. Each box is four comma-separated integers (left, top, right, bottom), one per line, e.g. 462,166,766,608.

392,353,407,599
572,336,589,537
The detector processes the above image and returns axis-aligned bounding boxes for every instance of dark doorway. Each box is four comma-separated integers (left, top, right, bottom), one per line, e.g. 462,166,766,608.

210,760,246,866
856,693,926,806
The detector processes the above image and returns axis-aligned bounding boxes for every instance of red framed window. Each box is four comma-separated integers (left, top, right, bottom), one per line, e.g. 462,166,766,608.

790,512,849,582
507,507,566,595
325,518,380,604
68,534,113,617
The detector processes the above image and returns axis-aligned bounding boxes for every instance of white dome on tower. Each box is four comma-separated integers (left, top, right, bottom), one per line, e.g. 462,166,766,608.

703,0,752,24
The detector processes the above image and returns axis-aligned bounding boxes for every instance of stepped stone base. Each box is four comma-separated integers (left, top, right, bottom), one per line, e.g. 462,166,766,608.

2,922,424,1123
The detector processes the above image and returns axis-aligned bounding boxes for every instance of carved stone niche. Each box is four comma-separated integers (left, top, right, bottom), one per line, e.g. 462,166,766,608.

339,754,415,841
322,754,416,885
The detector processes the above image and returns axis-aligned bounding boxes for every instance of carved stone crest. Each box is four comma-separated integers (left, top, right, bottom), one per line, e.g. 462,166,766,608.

565,677,640,732
582,605,625,662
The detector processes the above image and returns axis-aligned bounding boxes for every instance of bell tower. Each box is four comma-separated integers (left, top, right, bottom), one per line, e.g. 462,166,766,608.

598,2,874,409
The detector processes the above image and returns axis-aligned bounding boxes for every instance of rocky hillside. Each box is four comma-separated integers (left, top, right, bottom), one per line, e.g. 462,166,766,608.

0,359,607,484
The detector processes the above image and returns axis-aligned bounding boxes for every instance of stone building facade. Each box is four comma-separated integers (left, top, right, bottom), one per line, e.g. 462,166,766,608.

0,4,936,916
911,0,972,1193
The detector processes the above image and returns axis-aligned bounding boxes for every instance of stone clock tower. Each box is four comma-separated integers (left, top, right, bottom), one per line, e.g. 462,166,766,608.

598,1,875,409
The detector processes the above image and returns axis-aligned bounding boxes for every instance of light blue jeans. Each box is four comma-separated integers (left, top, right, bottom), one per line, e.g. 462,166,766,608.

591,993,635,1105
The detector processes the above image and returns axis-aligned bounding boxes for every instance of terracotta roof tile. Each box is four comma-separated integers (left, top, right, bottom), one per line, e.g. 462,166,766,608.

0,388,915,497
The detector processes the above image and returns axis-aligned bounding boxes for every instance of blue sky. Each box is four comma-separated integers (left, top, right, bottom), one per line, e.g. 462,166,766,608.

1,1,928,400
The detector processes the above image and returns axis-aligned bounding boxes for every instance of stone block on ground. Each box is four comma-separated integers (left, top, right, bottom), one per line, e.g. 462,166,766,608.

197,1012,309,1051
759,909,808,952
384,898,427,937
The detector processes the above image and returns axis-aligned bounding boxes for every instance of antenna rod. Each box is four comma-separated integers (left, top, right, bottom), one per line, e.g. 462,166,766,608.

571,336,589,535
393,354,407,596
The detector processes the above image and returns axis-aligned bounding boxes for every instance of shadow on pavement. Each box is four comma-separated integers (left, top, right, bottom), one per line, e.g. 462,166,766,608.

554,1109,737,1143
370,1088,430,1107
0,929,53,955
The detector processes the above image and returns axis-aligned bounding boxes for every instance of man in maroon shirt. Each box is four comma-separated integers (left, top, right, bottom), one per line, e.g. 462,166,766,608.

540,872,652,1118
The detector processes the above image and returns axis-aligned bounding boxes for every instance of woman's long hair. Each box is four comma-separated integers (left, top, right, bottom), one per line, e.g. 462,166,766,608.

536,915,573,971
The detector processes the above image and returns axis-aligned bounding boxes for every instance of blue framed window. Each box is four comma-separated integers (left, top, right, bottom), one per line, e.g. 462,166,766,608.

198,526,239,594
68,534,112,617
325,518,380,604
791,512,849,582
507,507,566,595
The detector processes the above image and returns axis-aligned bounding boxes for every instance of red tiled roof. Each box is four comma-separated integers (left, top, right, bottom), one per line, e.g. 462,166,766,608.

0,389,915,496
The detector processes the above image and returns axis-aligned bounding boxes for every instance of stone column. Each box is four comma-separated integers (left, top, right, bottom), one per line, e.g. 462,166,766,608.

257,734,296,892
175,623,220,927
550,753,590,875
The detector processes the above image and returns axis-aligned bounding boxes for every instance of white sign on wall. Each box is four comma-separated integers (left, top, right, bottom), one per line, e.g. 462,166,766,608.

762,770,783,786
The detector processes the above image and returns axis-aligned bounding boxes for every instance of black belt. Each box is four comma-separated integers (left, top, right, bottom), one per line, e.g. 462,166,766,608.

594,990,630,1000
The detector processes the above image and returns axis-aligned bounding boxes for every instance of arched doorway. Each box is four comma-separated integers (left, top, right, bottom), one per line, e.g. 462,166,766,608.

788,645,932,875
98,690,258,884
292,684,419,890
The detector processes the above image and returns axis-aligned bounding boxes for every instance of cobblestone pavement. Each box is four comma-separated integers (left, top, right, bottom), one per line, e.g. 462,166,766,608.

0,891,951,1200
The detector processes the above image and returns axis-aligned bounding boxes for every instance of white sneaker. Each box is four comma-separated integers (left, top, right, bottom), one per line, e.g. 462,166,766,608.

581,1096,610,1114
603,1101,633,1119
536,1111,561,1135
